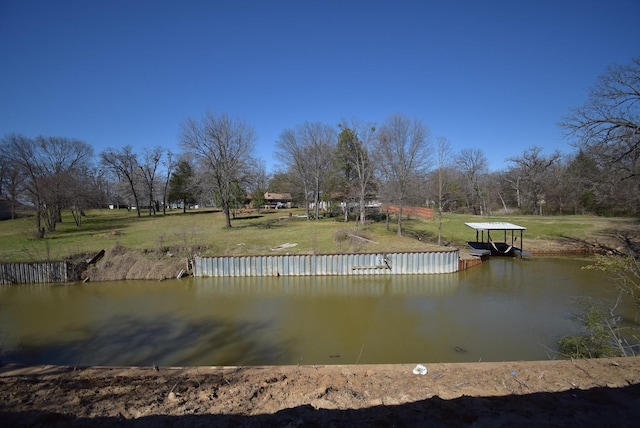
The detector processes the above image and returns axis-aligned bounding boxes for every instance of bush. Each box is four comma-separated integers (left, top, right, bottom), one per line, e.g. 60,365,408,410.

557,335,617,359
558,301,620,359
583,254,640,305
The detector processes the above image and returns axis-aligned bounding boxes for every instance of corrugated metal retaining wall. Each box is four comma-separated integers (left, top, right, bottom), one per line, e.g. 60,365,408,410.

1,261,68,285
194,250,459,277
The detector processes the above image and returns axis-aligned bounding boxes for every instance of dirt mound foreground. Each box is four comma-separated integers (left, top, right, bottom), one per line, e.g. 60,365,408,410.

2,357,640,426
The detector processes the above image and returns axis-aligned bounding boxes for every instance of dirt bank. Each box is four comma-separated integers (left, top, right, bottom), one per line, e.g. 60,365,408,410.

81,245,189,282
2,357,640,426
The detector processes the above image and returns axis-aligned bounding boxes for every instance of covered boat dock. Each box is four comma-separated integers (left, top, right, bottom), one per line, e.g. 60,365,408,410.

465,222,529,257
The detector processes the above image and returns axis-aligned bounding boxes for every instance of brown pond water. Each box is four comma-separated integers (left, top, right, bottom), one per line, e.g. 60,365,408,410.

1,257,638,367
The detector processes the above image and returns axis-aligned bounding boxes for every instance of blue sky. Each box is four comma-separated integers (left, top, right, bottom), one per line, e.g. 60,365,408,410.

1,0,638,172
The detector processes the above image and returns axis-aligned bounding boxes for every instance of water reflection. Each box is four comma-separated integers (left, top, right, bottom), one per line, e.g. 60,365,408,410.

0,257,638,366
3,314,290,367
194,274,460,297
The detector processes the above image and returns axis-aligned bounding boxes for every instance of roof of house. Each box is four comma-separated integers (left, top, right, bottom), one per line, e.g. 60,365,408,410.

264,192,292,201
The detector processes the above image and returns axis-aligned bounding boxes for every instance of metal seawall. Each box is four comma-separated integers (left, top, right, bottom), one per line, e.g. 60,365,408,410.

193,250,459,277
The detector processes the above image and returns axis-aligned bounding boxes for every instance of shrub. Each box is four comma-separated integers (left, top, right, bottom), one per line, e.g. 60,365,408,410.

558,300,620,359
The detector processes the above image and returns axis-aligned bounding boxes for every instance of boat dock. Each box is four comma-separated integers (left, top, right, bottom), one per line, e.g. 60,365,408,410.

465,222,530,258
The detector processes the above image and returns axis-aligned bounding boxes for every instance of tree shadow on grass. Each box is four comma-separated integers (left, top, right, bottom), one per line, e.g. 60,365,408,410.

181,209,222,215
57,220,130,234
232,215,265,221
230,217,287,230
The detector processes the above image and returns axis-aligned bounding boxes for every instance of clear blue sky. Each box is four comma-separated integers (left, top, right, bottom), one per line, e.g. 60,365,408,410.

1,0,638,172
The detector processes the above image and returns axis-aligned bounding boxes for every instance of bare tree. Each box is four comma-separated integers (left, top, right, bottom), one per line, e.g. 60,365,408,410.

456,148,489,215
0,137,27,219
2,134,95,235
276,128,310,217
64,160,103,227
304,123,337,219
335,120,377,224
0,147,7,196
507,146,563,215
100,146,142,217
245,158,269,209
435,137,453,245
503,168,523,210
180,112,257,228
161,150,176,216
248,158,269,192
562,58,640,179
1,134,43,233
138,146,163,216
562,58,640,215
275,122,336,219
375,114,432,236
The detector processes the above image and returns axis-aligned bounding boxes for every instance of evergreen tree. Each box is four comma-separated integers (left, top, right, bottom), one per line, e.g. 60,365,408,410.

168,160,196,213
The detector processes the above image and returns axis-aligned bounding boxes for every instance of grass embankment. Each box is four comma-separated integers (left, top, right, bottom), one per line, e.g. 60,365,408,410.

0,208,439,263
0,208,635,264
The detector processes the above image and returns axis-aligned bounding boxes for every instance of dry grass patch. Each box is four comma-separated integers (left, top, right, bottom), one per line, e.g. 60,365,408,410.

86,244,188,281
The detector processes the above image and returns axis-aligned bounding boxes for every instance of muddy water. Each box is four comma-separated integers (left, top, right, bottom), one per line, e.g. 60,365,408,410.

1,257,638,367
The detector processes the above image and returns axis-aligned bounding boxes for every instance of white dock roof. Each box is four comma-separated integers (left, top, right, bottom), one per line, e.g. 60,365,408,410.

465,222,526,231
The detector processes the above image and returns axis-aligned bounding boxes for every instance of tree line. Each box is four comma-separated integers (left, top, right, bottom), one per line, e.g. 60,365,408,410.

1,57,638,238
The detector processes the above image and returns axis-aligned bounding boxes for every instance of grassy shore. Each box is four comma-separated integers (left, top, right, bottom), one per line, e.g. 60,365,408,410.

0,207,636,263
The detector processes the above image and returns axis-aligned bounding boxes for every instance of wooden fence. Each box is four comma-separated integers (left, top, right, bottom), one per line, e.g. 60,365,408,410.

382,205,434,220
0,261,68,285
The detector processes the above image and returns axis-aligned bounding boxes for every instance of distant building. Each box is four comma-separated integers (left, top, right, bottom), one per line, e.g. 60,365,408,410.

246,192,293,209
263,192,293,209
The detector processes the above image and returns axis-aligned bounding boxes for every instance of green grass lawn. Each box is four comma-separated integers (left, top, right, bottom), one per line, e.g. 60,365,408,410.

0,207,634,262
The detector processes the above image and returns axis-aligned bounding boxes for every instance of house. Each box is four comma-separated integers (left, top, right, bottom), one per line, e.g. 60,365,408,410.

264,192,293,209
245,192,293,209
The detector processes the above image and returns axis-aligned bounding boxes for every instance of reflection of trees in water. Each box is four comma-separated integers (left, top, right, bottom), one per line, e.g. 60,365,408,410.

2,315,291,367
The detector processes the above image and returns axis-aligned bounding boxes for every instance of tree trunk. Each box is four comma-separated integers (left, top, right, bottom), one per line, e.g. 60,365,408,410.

132,193,141,217
397,200,403,236
359,192,366,224
437,208,443,246
223,206,232,228
314,190,320,220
